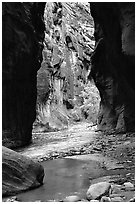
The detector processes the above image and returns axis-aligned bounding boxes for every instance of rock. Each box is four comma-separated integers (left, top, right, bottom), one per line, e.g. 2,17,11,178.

121,182,135,191
124,141,131,145
86,182,111,200
80,199,89,202
101,196,111,202
111,197,123,202
63,195,81,202
111,184,122,194
109,194,125,198
4,196,18,202
90,200,99,202
129,197,135,202
123,182,134,188
2,147,44,196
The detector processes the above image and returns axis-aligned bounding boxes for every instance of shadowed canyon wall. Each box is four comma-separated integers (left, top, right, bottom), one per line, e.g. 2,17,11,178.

2,3,46,148
89,3,135,132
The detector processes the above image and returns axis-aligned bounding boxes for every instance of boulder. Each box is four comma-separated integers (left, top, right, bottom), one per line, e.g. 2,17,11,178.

63,195,81,202
123,182,134,188
2,146,44,196
101,196,111,202
86,182,111,200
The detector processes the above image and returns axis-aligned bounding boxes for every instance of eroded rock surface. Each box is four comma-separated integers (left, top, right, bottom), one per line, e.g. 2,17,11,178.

34,2,100,132
89,3,135,132
2,146,44,196
2,2,46,148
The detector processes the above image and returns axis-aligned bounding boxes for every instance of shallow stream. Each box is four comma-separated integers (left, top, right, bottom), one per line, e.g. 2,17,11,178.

10,123,134,202
16,155,127,202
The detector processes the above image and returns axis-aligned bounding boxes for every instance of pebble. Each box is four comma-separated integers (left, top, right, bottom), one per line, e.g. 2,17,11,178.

124,141,131,145
63,195,81,202
86,182,111,200
109,194,125,198
123,182,134,188
101,196,111,202
80,199,89,202
121,186,135,191
129,197,135,202
111,197,123,202
5,196,18,202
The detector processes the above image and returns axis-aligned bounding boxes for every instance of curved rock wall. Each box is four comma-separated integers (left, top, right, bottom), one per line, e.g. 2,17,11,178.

90,3,135,132
2,3,46,148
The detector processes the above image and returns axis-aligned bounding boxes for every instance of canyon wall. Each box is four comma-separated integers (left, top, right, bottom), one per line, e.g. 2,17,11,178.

2,2,135,148
34,2,100,132
2,3,46,148
90,3,135,132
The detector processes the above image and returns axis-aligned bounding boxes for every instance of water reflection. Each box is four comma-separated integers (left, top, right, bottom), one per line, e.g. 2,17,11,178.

17,158,106,201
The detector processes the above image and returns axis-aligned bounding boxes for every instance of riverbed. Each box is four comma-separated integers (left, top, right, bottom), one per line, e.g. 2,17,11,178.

4,122,135,202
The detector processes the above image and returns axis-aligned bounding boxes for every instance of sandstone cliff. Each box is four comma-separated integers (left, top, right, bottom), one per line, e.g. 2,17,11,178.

34,2,100,132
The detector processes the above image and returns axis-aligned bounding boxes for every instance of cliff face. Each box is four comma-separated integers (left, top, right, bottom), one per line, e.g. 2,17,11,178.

34,2,100,131
2,3,46,148
90,3,135,132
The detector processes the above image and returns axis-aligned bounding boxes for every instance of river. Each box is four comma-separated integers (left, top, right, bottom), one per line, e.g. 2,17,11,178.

5,122,135,202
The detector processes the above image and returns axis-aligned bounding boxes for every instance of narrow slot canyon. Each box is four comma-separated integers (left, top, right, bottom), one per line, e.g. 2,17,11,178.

2,2,135,202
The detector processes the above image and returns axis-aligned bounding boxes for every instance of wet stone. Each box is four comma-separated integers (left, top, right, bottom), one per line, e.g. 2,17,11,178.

129,197,135,202
109,194,125,198
80,199,89,202
86,182,111,200
111,197,123,202
63,195,81,202
123,182,134,188
101,196,111,202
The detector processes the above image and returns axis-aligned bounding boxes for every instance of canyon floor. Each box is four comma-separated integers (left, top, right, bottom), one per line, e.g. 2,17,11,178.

3,122,135,202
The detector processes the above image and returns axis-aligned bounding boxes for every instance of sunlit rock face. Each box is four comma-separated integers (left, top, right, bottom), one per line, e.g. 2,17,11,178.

35,2,100,131
90,3,135,132
2,3,46,148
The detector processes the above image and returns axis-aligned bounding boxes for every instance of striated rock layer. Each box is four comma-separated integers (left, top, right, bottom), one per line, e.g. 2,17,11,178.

2,3,46,147
90,3,135,132
34,2,100,131
2,146,44,196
